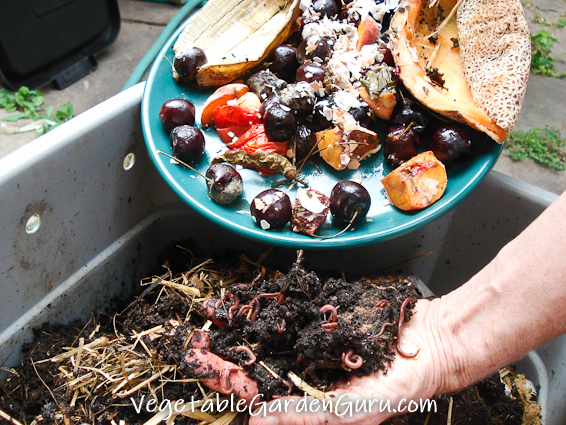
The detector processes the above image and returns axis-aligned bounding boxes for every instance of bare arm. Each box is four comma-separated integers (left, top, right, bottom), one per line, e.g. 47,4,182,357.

250,191,566,425
431,189,566,393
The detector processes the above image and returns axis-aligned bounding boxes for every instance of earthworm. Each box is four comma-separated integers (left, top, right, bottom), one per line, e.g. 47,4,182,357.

215,299,222,309
229,345,257,366
365,322,395,342
256,292,285,304
321,322,339,332
295,355,303,367
219,368,238,393
237,304,253,316
228,299,241,321
282,380,293,395
375,300,390,308
277,318,287,333
250,299,261,325
250,293,285,325
342,349,363,369
396,297,420,358
320,304,338,322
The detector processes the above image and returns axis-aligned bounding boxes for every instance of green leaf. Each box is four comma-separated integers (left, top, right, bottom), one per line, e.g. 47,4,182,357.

45,105,54,118
17,86,30,99
1,112,27,121
5,104,17,112
14,91,24,106
55,102,74,121
33,93,44,107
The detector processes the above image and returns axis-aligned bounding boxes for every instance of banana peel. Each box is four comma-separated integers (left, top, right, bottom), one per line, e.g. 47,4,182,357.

172,0,301,89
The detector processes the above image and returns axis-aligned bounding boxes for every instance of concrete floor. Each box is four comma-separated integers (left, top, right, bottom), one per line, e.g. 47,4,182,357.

1,0,566,195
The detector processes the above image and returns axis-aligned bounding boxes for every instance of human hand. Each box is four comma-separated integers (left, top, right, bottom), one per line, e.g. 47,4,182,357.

248,299,451,425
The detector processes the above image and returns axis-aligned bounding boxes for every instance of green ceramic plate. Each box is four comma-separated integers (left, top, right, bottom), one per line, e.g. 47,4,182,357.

141,21,503,250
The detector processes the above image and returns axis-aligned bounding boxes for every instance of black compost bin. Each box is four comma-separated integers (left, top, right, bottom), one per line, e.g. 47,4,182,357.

0,0,120,90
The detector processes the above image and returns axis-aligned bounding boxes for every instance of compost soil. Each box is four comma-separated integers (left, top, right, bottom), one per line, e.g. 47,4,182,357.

0,244,540,425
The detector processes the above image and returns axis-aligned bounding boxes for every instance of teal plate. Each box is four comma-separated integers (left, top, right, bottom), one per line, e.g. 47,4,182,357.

141,20,504,250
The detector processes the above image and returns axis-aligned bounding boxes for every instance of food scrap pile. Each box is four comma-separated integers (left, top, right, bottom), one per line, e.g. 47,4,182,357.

0,246,541,425
155,0,533,238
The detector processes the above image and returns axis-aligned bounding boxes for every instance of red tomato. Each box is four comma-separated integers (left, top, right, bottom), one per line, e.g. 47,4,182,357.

212,104,261,129
234,125,288,154
216,125,249,145
227,125,290,176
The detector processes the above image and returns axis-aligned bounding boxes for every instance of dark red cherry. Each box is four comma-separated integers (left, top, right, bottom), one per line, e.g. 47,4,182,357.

330,181,371,224
430,124,472,166
312,0,339,18
384,125,419,166
170,125,205,163
205,163,243,205
298,35,334,63
173,47,207,84
159,99,196,132
294,125,317,161
296,62,327,83
392,106,428,135
251,189,292,230
263,103,297,142
272,45,300,82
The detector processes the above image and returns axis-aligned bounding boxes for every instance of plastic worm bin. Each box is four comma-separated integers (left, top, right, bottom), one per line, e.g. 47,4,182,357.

0,83,565,424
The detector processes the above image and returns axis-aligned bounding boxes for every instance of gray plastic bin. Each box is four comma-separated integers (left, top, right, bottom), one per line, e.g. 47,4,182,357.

0,83,564,423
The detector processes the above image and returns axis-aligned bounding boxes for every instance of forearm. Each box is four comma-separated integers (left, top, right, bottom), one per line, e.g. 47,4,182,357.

432,191,566,393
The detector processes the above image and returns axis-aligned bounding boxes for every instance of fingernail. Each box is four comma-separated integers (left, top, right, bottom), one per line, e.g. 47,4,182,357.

257,415,280,425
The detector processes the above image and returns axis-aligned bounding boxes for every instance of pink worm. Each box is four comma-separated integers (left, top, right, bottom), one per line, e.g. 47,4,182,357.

229,345,257,366
320,304,338,322
341,349,363,369
396,297,420,358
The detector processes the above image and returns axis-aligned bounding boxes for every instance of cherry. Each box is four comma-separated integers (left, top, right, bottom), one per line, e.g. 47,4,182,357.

159,99,196,132
280,83,316,117
296,61,326,84
392,106,428,135
330,181,371,224
173,46,207,84
251,189,292,230
169,125,205,163
294,125,317,161
263,103,297,142
430,124,472,166
298,35,334,63
205,163,243,205
384,125,419,166
312,0,339,18
259,94,282,117
272,45,300,82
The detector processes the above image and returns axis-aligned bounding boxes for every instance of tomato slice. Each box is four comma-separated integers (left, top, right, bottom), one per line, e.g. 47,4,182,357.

213,104,261,129
216,125,249,146
233,125,289,154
